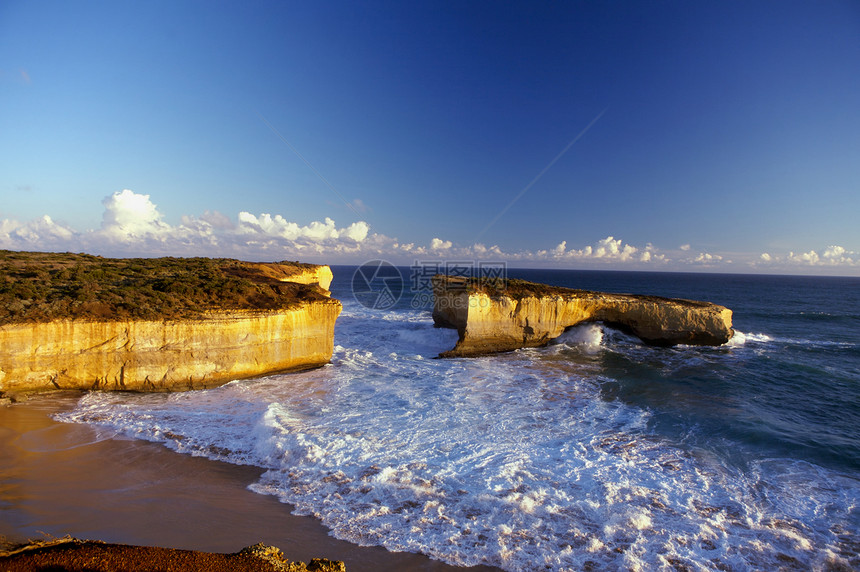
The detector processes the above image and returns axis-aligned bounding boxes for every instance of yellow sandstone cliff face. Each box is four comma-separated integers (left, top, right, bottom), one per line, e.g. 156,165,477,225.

290,266,334,291
236,262,334,292
0,260,341,394
0,302,340,393
433,276,733,357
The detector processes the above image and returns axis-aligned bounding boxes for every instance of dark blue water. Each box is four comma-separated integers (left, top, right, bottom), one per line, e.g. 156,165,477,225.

503,269,860,474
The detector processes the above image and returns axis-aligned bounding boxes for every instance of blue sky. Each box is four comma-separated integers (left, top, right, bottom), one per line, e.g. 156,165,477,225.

1,1,859,274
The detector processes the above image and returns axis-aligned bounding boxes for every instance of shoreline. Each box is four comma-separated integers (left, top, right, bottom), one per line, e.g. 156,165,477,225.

0,394,499,572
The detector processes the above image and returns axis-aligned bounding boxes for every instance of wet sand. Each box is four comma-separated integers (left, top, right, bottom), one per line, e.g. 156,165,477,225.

0,394,499,572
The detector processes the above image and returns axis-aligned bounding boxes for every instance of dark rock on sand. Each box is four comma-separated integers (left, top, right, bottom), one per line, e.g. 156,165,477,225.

0,537,346,572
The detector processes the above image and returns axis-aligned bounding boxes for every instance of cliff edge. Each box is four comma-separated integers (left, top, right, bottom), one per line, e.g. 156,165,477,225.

432,275,733,357
0,251,341,394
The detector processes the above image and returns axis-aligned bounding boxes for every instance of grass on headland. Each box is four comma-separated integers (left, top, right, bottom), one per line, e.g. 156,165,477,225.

0,250,331,325
436,274,588,299
439,274,713,307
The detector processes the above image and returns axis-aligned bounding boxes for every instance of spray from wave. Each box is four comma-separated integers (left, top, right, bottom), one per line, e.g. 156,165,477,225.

552,323,604,353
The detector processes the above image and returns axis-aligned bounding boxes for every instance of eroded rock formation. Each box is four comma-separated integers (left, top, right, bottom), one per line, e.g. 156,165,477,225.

223,261,334,292
433,276,733,357
0,253,341,394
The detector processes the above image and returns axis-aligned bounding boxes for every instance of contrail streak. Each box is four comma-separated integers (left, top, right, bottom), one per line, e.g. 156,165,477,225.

474,107,608,243
256,112,363,218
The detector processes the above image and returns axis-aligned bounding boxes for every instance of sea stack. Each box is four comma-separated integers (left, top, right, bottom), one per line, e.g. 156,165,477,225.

0,252,341,394
432,275,733,357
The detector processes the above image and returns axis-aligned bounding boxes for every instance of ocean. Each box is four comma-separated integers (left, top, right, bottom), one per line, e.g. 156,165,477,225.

57,267,860,570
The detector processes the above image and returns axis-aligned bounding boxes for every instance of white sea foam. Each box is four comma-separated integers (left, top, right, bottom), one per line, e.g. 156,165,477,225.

57,301,860,571
553,323,604,353
725,330,774,347
727,330,858,353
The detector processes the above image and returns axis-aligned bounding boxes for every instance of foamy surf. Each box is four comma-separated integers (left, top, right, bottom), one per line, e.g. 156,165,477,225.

57,300,860,571
725,330,774,347
552,323,604,353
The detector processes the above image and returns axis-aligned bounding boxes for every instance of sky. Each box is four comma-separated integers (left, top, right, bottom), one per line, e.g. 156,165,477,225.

1,1,859,275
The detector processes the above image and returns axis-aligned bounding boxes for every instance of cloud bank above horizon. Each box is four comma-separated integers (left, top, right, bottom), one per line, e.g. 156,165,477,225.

1,190,858,276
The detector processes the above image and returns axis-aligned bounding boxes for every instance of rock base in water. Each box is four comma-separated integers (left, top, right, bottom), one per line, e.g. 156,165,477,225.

433,275,734,357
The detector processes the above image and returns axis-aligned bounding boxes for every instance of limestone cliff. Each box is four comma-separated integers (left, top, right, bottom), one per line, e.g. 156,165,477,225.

0,304,340,393
226,261,334,292
0,252,341,394
287,266,334,291
433,276,733,357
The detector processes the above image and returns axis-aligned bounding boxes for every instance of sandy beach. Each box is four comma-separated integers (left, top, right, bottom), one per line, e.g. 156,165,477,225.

0,393,498,572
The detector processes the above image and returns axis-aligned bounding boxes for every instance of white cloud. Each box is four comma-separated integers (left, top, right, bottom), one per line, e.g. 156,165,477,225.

0,215,75,249
788,250,821,264
693,252,723,263
821,245,857,265
755,245,859,271
593,236,638,260
0,190,376,260
538,236,643,264
233,212,369,248
1,190,858,275
824,245,846,259
343,221,370,242
237,212,301,239
304,218,341,241
430,238,453,251
639,243,665,263
99,189,170,241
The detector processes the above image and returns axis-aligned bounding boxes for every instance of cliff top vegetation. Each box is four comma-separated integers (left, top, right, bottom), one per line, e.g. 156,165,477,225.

435,274,713,307
0,250,332,324
434,274,589,298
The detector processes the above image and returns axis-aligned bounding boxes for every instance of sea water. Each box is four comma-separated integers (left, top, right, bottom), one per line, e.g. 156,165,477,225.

58,268,860,570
